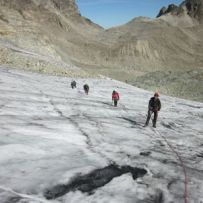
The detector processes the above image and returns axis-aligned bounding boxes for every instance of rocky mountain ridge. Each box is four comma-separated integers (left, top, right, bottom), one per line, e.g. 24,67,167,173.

157,0,203,21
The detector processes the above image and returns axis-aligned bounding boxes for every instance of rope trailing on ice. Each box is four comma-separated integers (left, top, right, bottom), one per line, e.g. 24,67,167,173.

154,129,188,203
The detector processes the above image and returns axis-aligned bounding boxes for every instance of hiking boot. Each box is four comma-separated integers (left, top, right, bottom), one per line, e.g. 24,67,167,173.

152,119,157,128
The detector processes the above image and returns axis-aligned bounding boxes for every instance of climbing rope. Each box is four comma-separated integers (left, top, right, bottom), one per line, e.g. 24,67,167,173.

154,129,188,203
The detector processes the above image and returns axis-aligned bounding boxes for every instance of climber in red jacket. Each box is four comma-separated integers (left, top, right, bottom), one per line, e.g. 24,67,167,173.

112,90,120,107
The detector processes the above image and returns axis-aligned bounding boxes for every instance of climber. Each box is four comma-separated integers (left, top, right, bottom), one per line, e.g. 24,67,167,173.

71,80,77,89
83,84,89,95
144,92,161,128
112,90,120,107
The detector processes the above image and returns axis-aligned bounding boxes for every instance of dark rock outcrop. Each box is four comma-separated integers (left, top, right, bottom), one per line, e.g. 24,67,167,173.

157,7,167,18
182,0,203,20
157,0,203,21
157,4,181,17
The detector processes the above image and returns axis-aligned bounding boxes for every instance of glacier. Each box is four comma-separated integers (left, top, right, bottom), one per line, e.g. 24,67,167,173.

0,67,203,203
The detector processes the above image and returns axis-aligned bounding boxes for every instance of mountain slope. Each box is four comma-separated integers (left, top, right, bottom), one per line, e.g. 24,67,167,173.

0,67,203,203
0,0,202,101
0,0,103,76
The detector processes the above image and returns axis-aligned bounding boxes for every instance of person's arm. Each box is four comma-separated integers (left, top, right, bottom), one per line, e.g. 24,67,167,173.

158,100,161,111
148,98,152,110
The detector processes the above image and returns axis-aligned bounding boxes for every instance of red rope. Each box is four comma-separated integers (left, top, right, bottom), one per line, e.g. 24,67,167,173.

154,130,188,203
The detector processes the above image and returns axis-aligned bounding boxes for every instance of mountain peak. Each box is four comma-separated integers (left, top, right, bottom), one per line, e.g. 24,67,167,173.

157,0,203,22
156,4,180,18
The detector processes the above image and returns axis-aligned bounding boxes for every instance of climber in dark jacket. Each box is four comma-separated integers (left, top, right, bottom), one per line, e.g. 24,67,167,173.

83,84,89,95
144,92,161,128
71,80,77,89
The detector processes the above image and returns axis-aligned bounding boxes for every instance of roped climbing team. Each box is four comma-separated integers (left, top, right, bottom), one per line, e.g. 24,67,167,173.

70,80,161,128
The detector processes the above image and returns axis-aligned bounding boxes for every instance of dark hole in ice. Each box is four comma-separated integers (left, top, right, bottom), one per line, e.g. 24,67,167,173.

141,190,164,203
154,190,164,203
197,152,203,158
44,164,147,199
140,151,151,156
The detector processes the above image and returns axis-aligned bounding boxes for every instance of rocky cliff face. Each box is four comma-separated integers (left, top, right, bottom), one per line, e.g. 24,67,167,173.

0,0,202,101
182,0,203,21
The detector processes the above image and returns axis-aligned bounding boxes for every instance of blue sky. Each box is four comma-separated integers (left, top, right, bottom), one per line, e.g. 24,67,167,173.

76,0,183,28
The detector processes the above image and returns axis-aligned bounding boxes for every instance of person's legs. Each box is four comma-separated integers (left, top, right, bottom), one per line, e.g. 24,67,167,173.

84,87,88,94
153,111,158,128
145,110,152,126
114,100,117,107
86,87,89,94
